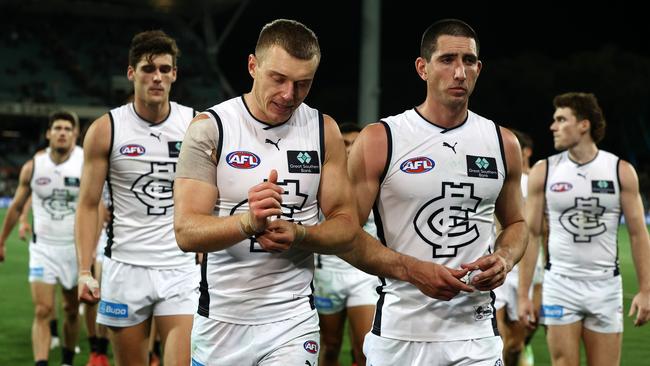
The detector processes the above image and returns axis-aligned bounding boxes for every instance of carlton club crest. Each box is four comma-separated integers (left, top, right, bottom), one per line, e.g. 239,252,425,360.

559,197,606,242
131,162,175,215
413,182,481,258
42,188,76,220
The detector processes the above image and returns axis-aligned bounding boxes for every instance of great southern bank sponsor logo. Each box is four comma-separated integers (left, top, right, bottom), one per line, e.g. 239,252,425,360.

550,182,573,192
226,151,260,169
120,144,146,157
400,156,434,174
99,300,128,318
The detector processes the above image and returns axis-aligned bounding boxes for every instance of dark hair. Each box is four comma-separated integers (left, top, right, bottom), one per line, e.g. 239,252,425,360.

128,30,180,67
48,110,78,129
339,122,361,134
255,19,320,62
553,92,606,143
420,19,479,61
510,128,533,150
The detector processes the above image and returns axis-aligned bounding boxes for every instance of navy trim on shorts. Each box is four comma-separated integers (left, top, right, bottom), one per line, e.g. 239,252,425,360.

490,290,500,336
309,281,316,310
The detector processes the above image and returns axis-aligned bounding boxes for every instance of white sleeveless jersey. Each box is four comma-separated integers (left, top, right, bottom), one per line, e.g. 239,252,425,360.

374,109,505,341
545,150,621,279
317,213,378,272
107,102,196,268
30,146,83,246
199,96,322,324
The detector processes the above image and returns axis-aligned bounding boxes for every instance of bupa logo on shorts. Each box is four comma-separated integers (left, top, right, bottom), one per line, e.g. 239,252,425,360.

167,141,182,158
550,182,573,192
120,144,146,156
466,155,498,179
226,151,261,169
191,358,206,366
314,296,334,311
35,177,51,185
288,150,320,174
400,156,435,174
541,305,564,318
99,300,128,318
591,180,615,194
29,266,44,278
303,340,319,354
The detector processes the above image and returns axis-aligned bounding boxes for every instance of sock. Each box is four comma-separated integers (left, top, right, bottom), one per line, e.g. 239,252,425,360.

62,347,75,365
35,361,48,366
88,336,98,353
49,319,58,337
97,337,109,355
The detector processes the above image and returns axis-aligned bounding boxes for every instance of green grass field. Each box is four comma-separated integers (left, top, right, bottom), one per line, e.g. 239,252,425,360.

1,208,649,365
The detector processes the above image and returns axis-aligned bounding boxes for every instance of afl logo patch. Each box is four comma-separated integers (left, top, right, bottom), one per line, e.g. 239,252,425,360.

303,340,319,354
226,151,260,169
400,157,434,174
35,177,51,185
120,144,146,156
550,182,573,192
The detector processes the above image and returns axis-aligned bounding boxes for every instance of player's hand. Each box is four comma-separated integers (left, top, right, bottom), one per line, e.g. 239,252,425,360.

246,169,284,233
517,294,537,330
78,271,100,304
461,252,510,291
256,220,301,252
0,243,5,262
18,221,32,241
629,290,650,327
406,259,473,301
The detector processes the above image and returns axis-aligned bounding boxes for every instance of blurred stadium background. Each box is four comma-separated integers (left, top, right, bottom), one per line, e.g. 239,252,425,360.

1,0,650,364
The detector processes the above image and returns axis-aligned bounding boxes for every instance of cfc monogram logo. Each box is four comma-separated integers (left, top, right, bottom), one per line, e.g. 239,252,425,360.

560,197,606,242
413,182,481,257
43,188,76,220
131,162,175,215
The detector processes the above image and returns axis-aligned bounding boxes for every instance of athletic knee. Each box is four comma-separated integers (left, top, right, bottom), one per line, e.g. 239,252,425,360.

320,337,343,361
34,303,54,320
62,301,80,320
504,337,524,353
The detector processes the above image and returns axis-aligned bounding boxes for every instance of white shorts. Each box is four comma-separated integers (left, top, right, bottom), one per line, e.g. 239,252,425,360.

97,257,200,327
363,332,503,366
28,242,78,290
190,310,320,366
314,267,379,314
541,270,623,333
494,271,532,321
